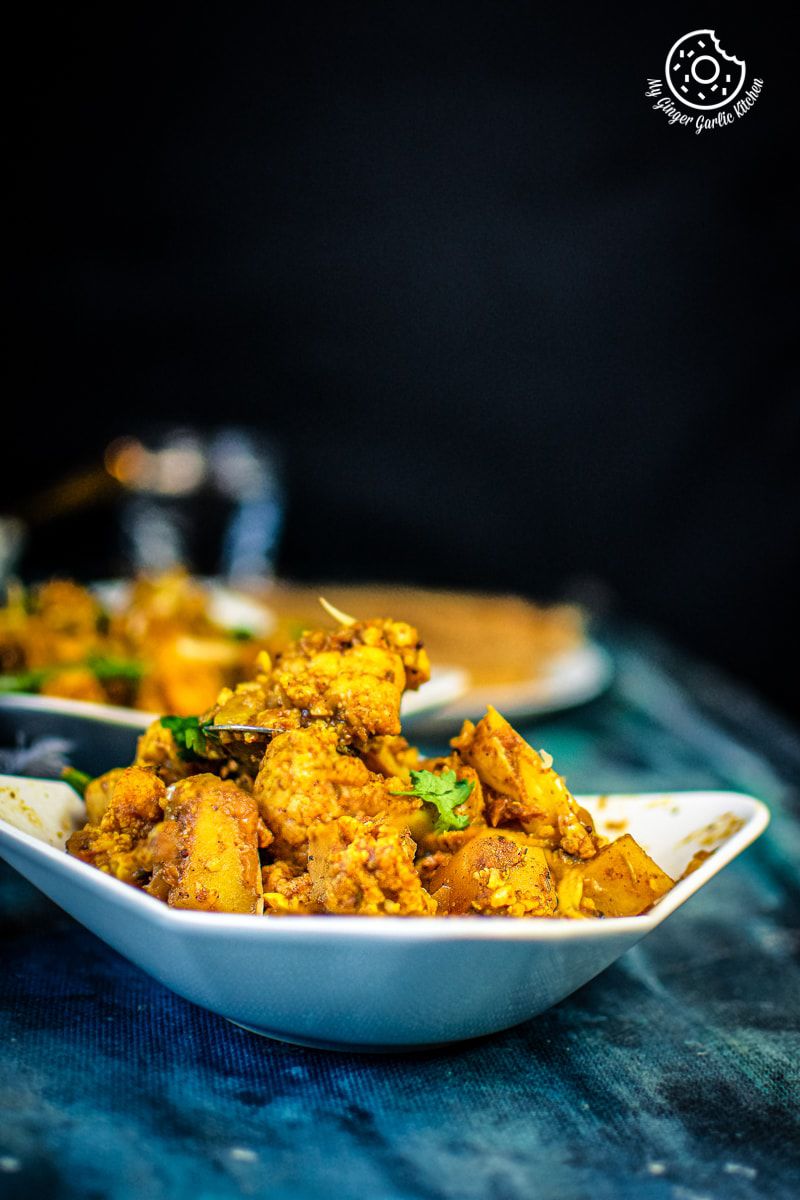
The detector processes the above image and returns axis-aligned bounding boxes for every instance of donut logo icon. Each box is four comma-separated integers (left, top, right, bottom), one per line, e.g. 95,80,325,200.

665,30,746,110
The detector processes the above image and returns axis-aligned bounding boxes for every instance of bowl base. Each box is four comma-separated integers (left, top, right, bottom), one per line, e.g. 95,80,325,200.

225,1018,460,1054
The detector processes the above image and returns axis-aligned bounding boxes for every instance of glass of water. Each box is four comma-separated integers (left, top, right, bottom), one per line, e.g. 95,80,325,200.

106,425,285,583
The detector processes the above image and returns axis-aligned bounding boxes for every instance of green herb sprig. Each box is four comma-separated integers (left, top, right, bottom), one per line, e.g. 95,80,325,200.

228,626,255,642
0,656,143,695
160,715,208,759
62,767,93,798
86,655,144,682
392,768,473,833
0,669,52,694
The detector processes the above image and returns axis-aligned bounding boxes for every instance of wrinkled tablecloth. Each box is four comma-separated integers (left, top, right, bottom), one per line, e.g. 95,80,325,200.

1,629,798,1200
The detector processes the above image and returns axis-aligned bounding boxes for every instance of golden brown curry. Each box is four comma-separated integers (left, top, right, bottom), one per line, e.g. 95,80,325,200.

67,608,674,919
0,572,267,715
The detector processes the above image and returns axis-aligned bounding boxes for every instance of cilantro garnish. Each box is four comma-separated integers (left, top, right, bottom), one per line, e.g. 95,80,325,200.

228,626,255,642
0,657,143,694
0,668,52,693
87,655,144,681
392,768,473,833
160,715,208,759
62,767,93,798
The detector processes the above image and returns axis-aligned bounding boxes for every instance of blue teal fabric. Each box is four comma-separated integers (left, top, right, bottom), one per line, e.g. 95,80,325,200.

1,631,798,1199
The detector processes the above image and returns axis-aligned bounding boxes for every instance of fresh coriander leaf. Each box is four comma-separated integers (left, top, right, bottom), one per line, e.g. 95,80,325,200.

86,655,145,681
0,668,52,693
0,658,143,692
0,657,142,693
392,768,473,833
160,715,208,759
62,767,93,798
228,626,255,642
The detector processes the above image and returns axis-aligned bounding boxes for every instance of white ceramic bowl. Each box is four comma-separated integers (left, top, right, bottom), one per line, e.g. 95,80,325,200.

0,779,768,1051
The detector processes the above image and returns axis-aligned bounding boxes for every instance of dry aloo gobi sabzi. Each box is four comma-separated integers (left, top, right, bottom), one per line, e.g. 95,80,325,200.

0,571,269,715
67,606,674,919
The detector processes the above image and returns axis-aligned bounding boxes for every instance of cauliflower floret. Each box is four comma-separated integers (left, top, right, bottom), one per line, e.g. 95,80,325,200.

206,616,430,746
67,766,165,883
253,726,392,866
261,861,316,915
308,815,436,916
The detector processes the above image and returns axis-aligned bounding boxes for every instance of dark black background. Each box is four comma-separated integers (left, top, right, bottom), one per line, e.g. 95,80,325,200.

5,5,798,714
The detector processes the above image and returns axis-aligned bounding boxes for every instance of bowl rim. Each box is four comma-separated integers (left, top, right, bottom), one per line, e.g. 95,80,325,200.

0,789,770,943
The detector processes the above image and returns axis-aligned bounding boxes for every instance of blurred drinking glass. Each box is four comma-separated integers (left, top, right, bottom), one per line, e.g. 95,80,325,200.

106,426,284,584
0,517,26,594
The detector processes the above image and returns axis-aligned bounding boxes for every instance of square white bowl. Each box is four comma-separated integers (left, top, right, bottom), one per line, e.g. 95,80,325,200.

0,777,768,1050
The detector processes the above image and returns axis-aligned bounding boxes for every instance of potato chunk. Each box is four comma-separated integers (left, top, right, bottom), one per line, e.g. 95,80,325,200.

573,834,673,917
40,667,108,703
452,707,597,858
148,774,263,913
84,767,127,826
430,832,556,917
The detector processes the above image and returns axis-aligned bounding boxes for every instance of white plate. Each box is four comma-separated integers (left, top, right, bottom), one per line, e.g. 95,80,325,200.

401,665,469,720
426,641,614,726
0,780,768,1051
